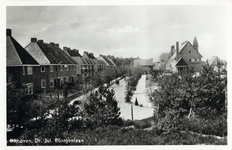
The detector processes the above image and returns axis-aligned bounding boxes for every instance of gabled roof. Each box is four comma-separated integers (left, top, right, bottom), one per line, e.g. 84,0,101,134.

7,35,38,66
175,57,188,66
92,59,100,65
101,55,114,66
87,53,96,59
179,41,202,57
66,49,82,57
81,58,90,65
72,57,84,65
97,59,106,65
25,40,77,65
107,57,117,66
209,56,219,66
50,44,77,64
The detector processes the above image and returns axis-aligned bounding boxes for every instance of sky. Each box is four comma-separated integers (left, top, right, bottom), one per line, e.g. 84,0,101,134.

6,5,230,62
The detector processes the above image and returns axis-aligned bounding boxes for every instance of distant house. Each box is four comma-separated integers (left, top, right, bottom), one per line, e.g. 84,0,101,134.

208,56,227,72
63,48,86,81
134,58,153,74
164,37,204,73
98,55,116,68
7,29,39,95
25,38,78,92
82,51,97,76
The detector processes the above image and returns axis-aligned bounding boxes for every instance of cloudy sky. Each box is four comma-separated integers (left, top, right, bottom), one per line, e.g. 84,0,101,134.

6,5,230,61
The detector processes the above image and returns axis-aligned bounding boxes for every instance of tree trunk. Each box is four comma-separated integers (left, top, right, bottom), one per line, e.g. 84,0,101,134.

188,103,192,118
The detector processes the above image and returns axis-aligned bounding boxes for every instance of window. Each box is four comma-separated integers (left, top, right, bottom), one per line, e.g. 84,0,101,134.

50,78,54,87
195,58,197,62
60,65,63,71
66,65,69,71
22,66,25,75
50,66,54,72
189,50,191,53
25,83,33,95
27,66,33,75
189,59,191,62
41,79,46,88
41,66,45,72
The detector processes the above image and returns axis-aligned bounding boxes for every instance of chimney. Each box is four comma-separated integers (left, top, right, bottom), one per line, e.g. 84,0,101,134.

38,39,43,43
31,38,37,43
6,29,12,36
84,51,88,55
63,47,68,52
50,42,55,46
73,49,79,53
171,46,175,55
55,43,59,48
176,42,179,61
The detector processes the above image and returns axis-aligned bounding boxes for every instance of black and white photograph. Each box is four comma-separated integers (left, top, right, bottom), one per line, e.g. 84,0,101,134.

3,0,231,147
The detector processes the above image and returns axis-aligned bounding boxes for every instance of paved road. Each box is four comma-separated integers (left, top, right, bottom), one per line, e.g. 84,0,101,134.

111,75,154,120
70,75,155,120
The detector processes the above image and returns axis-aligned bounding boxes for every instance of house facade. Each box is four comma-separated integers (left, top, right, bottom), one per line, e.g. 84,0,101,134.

98,55,116,68
25,38,78,93
164,37,204,73
7,29,40,95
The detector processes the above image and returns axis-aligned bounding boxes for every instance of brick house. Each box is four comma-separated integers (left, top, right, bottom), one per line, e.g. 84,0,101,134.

165,37,204,73
98,55,116,68
7,29,40,95
25,38,78,93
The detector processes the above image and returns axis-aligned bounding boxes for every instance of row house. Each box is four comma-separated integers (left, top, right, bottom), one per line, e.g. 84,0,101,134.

63,48,107,82
162,37,204,73
83,52,106,74
98,55,116,68
208,56,227,73
7,29,40,95
24,37,78,93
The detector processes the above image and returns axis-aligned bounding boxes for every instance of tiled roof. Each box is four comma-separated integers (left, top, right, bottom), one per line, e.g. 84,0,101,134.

67,49,82,57
50,44,77,64
98,59,106,65
92,59,100,65
81,58,90,65
107,57,117,66
87,53,96,59
101,55,114,66
179,42,202,57
72,57,84,65
7,36,38,66
35,42,77,64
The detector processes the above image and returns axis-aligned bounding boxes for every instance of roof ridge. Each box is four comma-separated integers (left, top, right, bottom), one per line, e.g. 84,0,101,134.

8,37,22,65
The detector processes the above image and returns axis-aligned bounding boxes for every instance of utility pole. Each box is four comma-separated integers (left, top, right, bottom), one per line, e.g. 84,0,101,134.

131,105,133,121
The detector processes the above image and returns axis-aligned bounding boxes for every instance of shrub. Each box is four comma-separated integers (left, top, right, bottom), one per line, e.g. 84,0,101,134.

84,86,122,128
